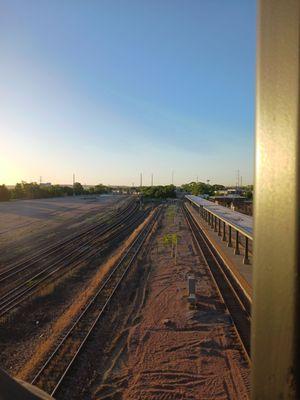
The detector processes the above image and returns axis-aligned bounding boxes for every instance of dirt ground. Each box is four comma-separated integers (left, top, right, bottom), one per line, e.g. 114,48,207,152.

60,203,250,400
99,204,250,399
0,195,127,266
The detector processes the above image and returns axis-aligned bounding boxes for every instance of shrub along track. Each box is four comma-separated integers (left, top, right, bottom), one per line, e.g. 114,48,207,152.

0,199,142,318
30,205,162,398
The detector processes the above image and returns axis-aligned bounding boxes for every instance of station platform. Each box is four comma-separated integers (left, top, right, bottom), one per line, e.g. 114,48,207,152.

186,195,253,239
186,203,252,299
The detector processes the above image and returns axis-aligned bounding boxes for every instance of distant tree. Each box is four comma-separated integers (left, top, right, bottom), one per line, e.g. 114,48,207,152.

13,182,25,199
245,190,253,200
141,185,176,199
212,184,226,191
94,184,108,194
182,181,214,196
23,182,40,199
0,185,11,201
10,181,75,200
60,185,74,196
73,182,84,195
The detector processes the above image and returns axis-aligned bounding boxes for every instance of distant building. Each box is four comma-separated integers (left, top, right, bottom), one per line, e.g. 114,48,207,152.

210,193,253,216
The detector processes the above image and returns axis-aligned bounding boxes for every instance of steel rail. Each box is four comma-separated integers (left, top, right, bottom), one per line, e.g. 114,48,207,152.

0,197,136,281
0,205,145,317
0,200,139,288
0,206,142,307
31,206,162,397
183,203,251,359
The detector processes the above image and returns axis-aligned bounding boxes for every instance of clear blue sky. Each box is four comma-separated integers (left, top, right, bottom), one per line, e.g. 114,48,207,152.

0,0,255,186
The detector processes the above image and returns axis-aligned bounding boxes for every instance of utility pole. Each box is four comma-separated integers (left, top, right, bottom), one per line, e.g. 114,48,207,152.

39,176,42,185
236,169,240,189
151,173,153,186
197,175,198,183
172,170,174,185
140,172,142,187
73,173,75,196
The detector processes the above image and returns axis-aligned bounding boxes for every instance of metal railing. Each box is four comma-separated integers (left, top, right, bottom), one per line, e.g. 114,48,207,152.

186,197,252,265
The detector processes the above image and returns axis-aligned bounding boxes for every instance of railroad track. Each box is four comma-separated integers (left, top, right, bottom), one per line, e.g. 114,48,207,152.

183,203,251,359
31,205,162,397
0,200,139,290
0,198,137,284
0,201,145,317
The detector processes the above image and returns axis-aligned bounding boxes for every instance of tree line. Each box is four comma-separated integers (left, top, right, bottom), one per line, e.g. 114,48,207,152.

182,181,253,199
181,182,225,196
0,180,253,202
0,182,110,202
140,185,176,199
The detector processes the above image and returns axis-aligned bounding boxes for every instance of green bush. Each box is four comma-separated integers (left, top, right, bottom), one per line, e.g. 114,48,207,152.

0,185,11,201
141,185,176,199
181,181,225,196
6,181,110,201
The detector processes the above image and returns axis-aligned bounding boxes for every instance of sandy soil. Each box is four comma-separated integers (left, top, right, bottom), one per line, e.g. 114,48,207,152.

57,203,250,399
96,204,250,399
0,195,127,266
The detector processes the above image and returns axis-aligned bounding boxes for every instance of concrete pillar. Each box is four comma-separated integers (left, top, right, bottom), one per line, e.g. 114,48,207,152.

252,1,300,398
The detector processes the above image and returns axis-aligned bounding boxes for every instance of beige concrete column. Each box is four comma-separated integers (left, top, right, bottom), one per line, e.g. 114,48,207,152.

252,0,300,398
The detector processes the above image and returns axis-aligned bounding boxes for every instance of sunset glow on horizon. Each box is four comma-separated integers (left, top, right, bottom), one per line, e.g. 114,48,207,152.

0,1,255,187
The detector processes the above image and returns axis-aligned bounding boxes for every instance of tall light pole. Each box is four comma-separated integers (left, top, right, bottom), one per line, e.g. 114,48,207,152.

151,173,153,186
73,173,75,196
236,169,240,189
171,170,174,185
140,172,142,187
